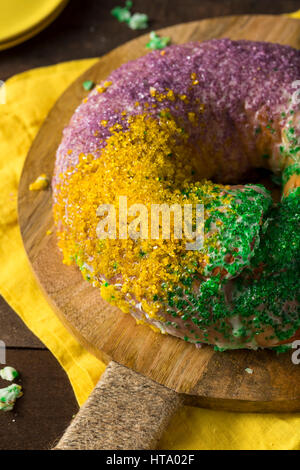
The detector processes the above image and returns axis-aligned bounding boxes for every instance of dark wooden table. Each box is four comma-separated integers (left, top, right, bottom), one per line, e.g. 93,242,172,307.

0,0,299,450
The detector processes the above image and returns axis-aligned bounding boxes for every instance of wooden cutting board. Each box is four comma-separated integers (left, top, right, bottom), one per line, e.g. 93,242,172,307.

18,15,300,449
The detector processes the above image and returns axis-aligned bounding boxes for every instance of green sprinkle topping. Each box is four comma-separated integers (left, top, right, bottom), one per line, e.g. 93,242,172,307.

146,31,171,50
282,163,300,186
271,345,292,354
214,346,226,352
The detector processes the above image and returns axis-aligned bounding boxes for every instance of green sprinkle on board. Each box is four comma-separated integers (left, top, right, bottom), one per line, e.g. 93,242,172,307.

128,13,149,30
0,367,19,381
111,2,149,30
146,31,171,50
82,80,95,91
0,384,22,412
111,6,131,23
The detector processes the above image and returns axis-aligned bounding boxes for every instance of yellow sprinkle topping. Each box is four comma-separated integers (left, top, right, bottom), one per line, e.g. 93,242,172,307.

54,113,233,320
97,81,113,94
149,87,156,97
188,112,197,124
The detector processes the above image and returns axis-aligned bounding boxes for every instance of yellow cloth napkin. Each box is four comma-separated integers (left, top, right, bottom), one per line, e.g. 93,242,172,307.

1,12,300,449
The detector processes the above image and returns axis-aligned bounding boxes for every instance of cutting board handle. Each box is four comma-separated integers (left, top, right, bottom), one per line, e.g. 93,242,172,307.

54,361,183,450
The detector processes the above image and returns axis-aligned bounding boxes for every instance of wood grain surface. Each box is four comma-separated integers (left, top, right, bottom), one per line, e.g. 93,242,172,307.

18,15,300,412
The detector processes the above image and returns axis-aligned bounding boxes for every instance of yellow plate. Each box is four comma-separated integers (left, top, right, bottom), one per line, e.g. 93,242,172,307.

0,0,68,50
